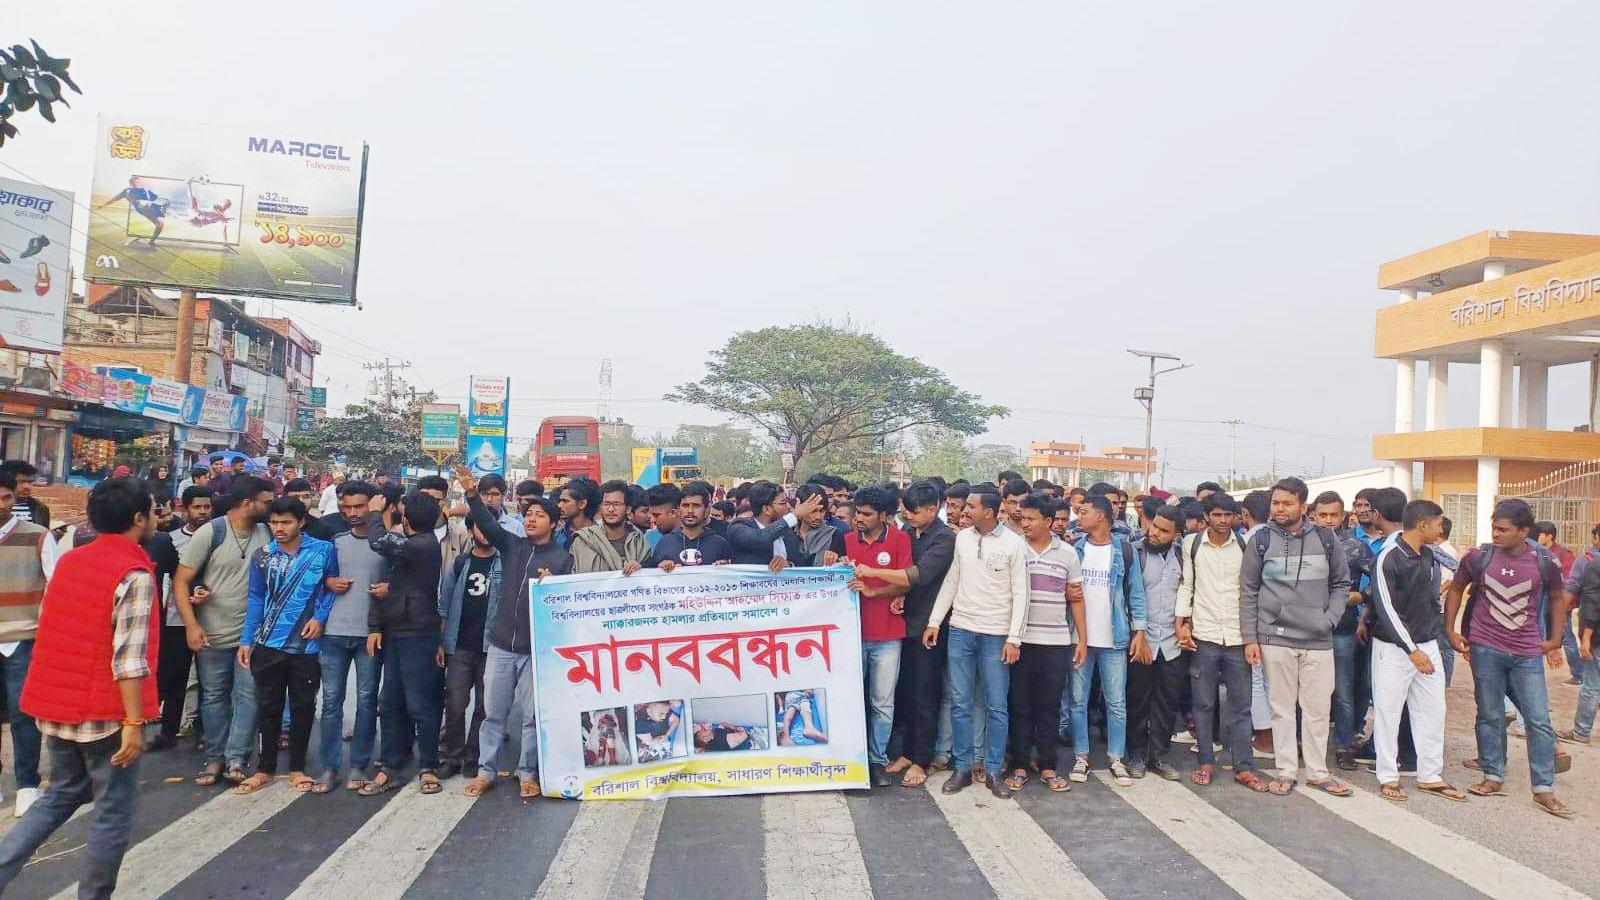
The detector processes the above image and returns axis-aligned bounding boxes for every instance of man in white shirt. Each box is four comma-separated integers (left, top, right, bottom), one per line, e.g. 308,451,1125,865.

923,489,1028,798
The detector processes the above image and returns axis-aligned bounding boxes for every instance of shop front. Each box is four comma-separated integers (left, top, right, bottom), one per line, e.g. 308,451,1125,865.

0,393,77,484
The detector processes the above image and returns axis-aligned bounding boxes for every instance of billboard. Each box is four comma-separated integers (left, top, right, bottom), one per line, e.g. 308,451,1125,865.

85,114,368,304
466,375,509,476
420,402,461,453
531,565,868,800
0,177,72,352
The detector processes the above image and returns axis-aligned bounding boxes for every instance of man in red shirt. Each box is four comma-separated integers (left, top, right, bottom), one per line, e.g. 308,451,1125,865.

846,484,912,788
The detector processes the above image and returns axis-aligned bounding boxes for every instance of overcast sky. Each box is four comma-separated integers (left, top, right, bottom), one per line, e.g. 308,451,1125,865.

11,2,1600,486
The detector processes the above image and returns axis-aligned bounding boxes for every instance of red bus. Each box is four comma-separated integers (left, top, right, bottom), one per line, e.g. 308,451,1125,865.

535,416,601,488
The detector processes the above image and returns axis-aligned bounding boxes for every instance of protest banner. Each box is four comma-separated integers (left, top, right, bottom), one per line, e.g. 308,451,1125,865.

531,564,868,800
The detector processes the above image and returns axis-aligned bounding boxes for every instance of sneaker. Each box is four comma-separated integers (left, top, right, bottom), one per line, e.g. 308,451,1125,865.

1565,677,1584,687
1125,759,1147,779
13,788,36,818
1069,756,1090,783
940,770,974,795
1148,760,1182,782
1557,729,1591,745
870,764,893,788
19,235,48,259
1109,758,1133,787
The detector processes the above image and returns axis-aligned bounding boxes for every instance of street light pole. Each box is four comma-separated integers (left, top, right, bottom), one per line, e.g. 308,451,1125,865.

1128,349,1192,491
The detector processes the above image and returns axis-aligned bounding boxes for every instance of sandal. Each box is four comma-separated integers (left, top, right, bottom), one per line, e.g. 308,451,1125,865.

1305,778,1352,797
234,773,274,795
195,763,223,787
899,766,928,788
1268,779,1296,796
358,771,405,797
1466,780,1505,797
1004,768,1029,792
346,774,371,792
1380,782,1407,802
418,772,443,795
224,765,249,785
1462,758,1482,771
519,779,542,799
288,773,316,793
1041,771,1072,793
1191,766,1213,786
464,776,492,797
1533,796,1576,819
1234,770,1268,793
311,772,336,795
1416,781,1467,802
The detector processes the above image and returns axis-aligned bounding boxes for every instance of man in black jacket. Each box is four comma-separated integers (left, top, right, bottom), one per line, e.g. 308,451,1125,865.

854,481,956,787
359,490,445,797
727,481,823,569
458,467,571,800
1370,499,1462,802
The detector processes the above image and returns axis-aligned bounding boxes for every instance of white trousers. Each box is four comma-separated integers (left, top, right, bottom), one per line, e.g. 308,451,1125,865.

1370,639,1445,784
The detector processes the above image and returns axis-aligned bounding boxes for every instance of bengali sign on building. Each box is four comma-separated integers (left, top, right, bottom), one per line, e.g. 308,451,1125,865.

420,402,461,453
62,360,247,432
0,176,72,352
466,375,509,476
530,565,868,801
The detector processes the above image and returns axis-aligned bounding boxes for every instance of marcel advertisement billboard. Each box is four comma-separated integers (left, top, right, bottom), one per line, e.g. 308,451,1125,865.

85,113,368,304
0,176,71,353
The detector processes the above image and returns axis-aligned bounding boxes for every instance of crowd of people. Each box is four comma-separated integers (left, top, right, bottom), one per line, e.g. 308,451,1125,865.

0,459,1587,896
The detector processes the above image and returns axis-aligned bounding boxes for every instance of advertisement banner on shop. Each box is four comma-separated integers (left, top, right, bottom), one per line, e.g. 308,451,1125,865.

531,565,868,800
420,402,461,452
0,176,72,352
85,113,368,304
466,375,508,476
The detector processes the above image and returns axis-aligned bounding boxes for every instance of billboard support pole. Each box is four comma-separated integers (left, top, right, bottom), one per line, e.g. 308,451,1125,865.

174,289,196,384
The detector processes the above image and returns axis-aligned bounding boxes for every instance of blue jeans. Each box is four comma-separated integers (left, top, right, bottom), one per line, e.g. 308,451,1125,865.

1470,644,1558,793
935,659,986,762
1,641,40,789
946,627,1009,774
1573,655,1600,738
195,646,258,767
1071,647,1128,760
1331,632,1371,751
379,634,444,773
319,635,382,776
1563,619,1582,677
862,640,901,766
478,644,538,781
0,734,139,899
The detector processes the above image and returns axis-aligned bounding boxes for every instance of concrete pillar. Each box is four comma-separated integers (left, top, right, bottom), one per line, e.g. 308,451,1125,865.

1395,358,1416,433
1425,357,1449,430
1479,340,1505,427
1591,355,1600,431
1476,456,1500,546
1517,362,1548,430
1500,353,1515,427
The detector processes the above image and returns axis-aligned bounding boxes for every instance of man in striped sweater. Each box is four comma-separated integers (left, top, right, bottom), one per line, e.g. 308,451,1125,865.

0,467,57,817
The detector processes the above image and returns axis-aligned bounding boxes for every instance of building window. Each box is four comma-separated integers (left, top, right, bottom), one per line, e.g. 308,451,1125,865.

1439,493,1478,547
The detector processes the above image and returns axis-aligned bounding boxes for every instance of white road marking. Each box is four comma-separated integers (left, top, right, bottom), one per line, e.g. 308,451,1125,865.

51,782,301,900
1297,782,1590,900
927,772,1104,899
762,792,873,900
533,799,666,900
286,784,477,900
1098,773,1345,900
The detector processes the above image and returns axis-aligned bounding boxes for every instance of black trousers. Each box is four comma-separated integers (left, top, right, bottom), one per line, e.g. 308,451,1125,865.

157,625,194,740
1127,652,1188,766
1006,644,1071,772
441,648,487,767
891,635,945,767
251,646,320,776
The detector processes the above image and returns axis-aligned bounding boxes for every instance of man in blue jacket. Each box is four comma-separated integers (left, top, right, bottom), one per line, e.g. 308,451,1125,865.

1068,494,1148,787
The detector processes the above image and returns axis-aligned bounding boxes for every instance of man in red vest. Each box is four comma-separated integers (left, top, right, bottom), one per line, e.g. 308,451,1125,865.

0,476,158,899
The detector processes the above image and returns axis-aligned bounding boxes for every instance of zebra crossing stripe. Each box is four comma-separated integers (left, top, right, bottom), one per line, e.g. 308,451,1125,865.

926,771,1105,899
1097,774,1345,900
1296,782,1590,900
49,781,301,900
532,799,665,900
285,784,478,900
762,792,873,899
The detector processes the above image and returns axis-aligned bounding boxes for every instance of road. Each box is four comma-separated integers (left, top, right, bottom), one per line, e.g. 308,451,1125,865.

1,668,1595,899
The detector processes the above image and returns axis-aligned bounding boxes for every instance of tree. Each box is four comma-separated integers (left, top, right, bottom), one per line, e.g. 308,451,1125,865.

908,428,1023,484
287,397,440,474
0,41,79,147
667,321,1005,470
662,424,776,480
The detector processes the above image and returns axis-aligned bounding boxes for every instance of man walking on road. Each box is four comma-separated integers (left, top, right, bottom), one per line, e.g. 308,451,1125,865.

319,481,386,792
0,476,156,898
1241,477,1352,798
925,488,1028,798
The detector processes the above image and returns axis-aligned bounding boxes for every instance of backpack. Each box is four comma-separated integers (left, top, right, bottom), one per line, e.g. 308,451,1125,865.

189,517,232,587
1246,523,1342,575
1459,540,1560,643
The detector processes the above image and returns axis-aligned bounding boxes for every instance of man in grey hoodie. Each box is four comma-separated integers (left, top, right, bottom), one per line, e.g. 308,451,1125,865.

570,480,650,575
1241,476,1353,797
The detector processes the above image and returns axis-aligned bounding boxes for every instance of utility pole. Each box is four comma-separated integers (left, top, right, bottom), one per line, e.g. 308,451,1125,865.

1128,349,1192,490
361,358,412,413
173,288,196,383
1270,442,1277,483
598,358,613,421
1160,446,1168,487
1223,419,1242,491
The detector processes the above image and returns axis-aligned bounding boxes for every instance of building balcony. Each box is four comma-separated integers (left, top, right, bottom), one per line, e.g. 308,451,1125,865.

1373,427,1600,464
